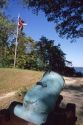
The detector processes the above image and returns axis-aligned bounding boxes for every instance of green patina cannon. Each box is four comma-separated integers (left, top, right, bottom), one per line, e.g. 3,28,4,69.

14,71,65,125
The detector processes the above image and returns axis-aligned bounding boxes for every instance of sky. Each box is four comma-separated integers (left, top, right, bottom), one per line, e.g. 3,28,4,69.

4,0,83,67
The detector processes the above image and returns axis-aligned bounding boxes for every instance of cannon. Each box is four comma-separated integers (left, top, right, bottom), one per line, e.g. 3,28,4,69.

14,71,65,125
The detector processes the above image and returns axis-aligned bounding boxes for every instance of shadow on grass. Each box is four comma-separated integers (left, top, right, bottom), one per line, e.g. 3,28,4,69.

79,106,83,118
64,85,83,93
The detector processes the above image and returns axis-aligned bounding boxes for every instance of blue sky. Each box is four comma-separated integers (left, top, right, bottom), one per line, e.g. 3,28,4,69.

4,0,83,67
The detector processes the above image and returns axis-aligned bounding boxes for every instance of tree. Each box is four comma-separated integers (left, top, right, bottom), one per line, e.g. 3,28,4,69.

15,33,35,68
0,13,15,67
35,36,53,70
22,0,83,39
49,44,66,73
35,36,66,72
0,0,7,8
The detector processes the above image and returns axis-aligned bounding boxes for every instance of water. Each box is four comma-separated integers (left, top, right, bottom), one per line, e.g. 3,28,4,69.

74,67,83,73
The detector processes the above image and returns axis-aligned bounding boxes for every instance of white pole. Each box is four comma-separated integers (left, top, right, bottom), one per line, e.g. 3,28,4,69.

14,15,19,68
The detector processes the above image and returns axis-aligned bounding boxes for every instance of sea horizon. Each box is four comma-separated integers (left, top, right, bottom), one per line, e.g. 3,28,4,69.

74,67,83,73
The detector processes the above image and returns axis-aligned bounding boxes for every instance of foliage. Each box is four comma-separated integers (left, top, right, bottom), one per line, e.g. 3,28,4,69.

22,0,83,39
0,13,16,67
24,51,38,70
16,32,35,68
0,0,8,8
35,36,66,73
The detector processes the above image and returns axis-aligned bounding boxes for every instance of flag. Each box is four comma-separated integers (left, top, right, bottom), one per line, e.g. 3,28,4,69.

18,17,24,31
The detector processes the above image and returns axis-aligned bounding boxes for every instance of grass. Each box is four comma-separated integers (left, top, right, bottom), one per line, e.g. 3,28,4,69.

0,68,43,95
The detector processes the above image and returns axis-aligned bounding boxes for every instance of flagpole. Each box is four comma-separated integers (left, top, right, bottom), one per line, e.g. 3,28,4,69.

14,15,19,68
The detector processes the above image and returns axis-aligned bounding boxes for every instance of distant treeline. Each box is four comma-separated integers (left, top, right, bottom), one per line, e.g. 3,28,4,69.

0,13,82,77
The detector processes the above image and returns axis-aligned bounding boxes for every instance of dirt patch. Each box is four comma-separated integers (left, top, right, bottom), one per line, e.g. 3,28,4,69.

61,77,83,125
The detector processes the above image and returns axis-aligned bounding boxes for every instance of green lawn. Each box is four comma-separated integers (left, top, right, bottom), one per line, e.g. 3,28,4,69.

0,68,43,94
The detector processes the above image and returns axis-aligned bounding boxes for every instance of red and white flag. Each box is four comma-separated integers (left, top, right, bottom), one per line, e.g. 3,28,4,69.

18,17,27,31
